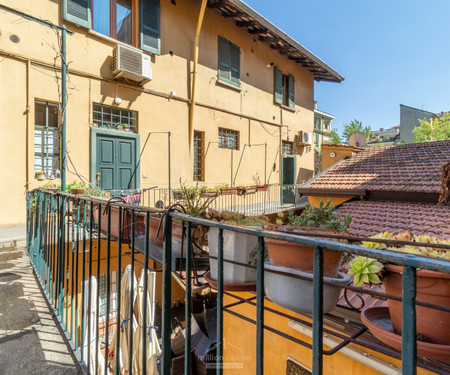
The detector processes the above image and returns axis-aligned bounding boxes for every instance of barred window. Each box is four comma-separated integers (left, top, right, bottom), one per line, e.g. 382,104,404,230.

219,128,239,150
34,101,60,178
194,131,205,181
282,141,293,155
93,103,137,132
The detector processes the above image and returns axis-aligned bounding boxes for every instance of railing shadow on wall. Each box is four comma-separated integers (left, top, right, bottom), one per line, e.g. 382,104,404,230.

26,189,450,375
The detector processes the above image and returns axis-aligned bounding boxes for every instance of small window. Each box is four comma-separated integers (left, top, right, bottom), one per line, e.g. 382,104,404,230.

274,67,295,109
219,128,239,150
314,117,321,130
34,101,60,178
194,131,205,181
282,141,293,155
218,37,240,87
93,103,137,132
315,133,320,147
324,122,330,130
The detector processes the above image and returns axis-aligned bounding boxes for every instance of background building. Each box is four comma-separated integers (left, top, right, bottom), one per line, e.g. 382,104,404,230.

0,0,343,226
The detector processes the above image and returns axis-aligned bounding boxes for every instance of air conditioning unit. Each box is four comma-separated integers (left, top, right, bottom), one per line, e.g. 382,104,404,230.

112,45,152,84
296,131,313,146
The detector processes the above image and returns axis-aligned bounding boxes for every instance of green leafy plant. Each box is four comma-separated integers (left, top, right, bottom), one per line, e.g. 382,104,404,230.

286,199,352,232
176,179,218,217
66,181,85,193
348,256,383,287
204,209,269,227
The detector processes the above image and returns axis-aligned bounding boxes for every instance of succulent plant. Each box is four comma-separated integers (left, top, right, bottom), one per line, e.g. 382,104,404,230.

348,256,384,287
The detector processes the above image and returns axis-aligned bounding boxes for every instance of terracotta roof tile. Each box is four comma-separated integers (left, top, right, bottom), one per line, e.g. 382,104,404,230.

309,141,450,194
335,200,450,239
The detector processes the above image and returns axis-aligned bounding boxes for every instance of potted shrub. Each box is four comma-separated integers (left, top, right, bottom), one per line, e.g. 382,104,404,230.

66,180,85,195
256,184,269,192
205,210,269,290
350,231,450,359
35,171,46,181
264,199,352,277
218,184,237,195
122,124,130,132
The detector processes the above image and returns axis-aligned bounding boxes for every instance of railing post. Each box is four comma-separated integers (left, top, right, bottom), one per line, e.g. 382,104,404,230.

256,236,265,375
312,246,323,375
402,266,417,375
162,213,172,375
217,228,224,375
185,221,192,374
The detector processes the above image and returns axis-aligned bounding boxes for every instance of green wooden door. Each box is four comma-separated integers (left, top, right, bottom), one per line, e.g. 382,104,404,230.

282,156,295,204
96,133,138,191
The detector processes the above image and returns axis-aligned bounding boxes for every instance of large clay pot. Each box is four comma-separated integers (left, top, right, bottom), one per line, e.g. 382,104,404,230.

383,264,450,345
264,225,345,277
265,238,342,277
265,263,350,314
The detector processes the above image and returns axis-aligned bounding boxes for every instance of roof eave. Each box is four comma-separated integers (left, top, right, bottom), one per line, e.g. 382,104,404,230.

209,0,344,83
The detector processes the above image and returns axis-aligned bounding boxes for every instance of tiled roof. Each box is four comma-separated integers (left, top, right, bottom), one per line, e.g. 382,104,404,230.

307,140,450,194
335,200,450,239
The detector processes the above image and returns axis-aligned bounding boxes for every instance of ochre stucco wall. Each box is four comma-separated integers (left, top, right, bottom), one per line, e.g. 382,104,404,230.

0,0,318,226
223,292,435,375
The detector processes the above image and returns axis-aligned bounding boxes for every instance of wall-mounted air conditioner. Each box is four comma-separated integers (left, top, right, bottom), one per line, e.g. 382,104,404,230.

296,131,313,146
112,44,152,84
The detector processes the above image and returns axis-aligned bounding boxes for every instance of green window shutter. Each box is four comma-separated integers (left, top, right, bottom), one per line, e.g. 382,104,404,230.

218,37,240,87
288,74,295,109
62,0,91,28
140,0,161,55
218,37,230,82
274,66,283,104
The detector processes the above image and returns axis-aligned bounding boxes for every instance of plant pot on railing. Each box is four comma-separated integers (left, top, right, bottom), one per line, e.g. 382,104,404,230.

383,264,450,345
264,225,346,278
245,186,258,195
220,187,237,196
264,263,350,314
256,184,269,192
86,197,125,239
200,190,219,198
207,227,260,288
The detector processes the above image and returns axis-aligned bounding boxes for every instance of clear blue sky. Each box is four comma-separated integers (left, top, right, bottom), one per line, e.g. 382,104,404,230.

245,0,450,134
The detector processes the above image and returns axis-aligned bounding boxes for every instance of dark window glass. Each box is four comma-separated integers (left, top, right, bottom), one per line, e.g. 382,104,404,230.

117,0,132,44
93,103,137,132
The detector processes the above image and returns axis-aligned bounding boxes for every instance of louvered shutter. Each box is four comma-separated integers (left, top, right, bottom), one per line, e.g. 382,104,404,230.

288,74,295,109
274,66,283,104
218,37,230,82
62,0,91,28
230,43,240,86
140,0,161,55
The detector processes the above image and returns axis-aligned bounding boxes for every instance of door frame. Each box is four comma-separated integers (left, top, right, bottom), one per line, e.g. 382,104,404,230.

90,127,141,190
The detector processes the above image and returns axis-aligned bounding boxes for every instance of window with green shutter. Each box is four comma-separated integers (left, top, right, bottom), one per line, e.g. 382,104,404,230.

218,37,240,87
62,0,91,28
274,66,295,109
140,0,160,54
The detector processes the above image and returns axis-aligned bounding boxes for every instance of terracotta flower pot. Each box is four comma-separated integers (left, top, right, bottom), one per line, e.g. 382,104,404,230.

256,184,268,192
71,188,84,195
264,225,345,277
245,187,258,195
383,264,450,345
220,188,237,195
200,190,219,198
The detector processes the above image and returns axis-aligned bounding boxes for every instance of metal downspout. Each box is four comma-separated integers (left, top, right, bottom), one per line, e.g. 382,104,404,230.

189,0,208,149
25,59,31,190
61,25,67,192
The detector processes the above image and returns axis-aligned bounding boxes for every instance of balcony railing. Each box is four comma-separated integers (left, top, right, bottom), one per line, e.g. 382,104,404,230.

26,189,450,375
140,184,300,215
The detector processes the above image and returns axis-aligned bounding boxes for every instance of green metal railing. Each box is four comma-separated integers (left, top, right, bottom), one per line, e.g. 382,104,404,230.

26,189,450,375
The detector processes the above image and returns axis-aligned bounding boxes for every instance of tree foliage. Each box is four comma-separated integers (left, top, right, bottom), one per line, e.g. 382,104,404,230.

342,119,371,142
413,114,450,143
324,129,342,145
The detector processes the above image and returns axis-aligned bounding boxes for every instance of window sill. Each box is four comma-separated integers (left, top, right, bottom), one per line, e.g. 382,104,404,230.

216,79,242,92
278,104,296,113
87,30,146,54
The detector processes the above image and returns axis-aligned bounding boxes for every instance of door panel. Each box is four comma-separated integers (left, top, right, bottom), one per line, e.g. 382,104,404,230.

282,157,295,204
96,134,137,192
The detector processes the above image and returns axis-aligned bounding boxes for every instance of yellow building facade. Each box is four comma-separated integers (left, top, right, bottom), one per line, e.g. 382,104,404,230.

0,0,342,226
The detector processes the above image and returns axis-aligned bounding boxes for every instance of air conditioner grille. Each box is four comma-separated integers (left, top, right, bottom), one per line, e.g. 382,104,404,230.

119,48,143,73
